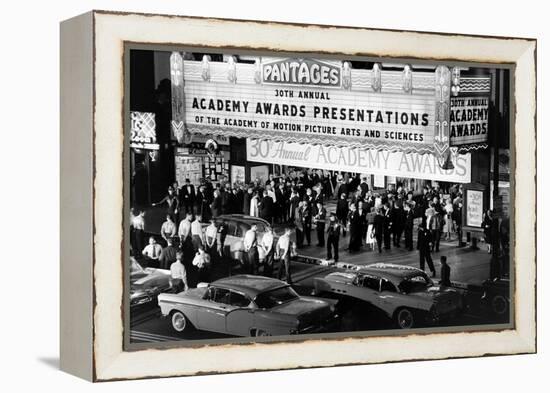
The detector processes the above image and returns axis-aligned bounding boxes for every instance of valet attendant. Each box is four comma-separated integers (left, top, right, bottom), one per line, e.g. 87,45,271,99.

192,246,211,283
170,251,189,292
190,214,204,251
204,219,218,261
260,227,275,277
243,224,259,275
276,228,293,284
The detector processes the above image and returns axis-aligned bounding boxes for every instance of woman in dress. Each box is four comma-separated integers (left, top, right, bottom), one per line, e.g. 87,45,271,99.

250,191,260,217
152,186,179,222
365,207,377,251
443,198,454,240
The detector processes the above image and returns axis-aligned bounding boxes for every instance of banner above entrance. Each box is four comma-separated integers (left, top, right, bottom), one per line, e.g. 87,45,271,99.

246,138,471,183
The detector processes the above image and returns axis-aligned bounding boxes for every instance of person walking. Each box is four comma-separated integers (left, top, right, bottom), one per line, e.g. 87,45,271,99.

153,186,179,220
347,203,362,252
391,204,405,248
170,251,189,292
131,209,146,255
336,193,349,237
326,214,341,262
276,228,292,284
417,223,436,277
243,223,259,274
404,204,415,251
294,201,305,248
373,208,385,253
314,202,326,247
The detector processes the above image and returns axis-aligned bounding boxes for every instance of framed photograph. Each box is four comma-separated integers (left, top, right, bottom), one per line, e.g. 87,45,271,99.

60,11,536,381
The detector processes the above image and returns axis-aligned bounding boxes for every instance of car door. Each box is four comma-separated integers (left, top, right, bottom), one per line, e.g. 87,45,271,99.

225,290,255,336
196,287,232,333
376,279,399,315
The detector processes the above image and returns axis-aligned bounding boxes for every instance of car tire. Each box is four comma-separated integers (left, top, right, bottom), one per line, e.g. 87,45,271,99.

170,310,192,333
252,329,270,337
394,308,415,329
491,295,509,316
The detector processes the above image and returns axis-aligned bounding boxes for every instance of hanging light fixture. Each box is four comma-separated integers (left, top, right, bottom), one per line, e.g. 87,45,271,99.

451,67,461,96
371,63,382,92
402,64,413,93
201,55,211,81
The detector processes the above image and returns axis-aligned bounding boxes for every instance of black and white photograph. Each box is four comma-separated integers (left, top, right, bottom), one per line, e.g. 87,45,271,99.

126,48,513,344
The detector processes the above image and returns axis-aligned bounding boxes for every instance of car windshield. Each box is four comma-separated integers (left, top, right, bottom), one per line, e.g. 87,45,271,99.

130,257,145,275
398,274,432,294
254,286,299,309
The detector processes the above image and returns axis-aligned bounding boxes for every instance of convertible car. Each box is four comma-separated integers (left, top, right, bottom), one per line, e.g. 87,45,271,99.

313,263,464,329
158,275,338,336
130,257,173,308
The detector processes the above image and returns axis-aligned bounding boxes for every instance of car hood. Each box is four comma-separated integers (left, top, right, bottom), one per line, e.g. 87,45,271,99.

271,297,331,317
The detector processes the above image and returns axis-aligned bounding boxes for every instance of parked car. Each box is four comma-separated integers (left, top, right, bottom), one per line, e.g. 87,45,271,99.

130,257,173,309
313,263,464,329
158,275,339,336
204,214,276,262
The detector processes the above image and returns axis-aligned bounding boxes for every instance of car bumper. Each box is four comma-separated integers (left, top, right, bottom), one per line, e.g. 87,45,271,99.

292,313,340,334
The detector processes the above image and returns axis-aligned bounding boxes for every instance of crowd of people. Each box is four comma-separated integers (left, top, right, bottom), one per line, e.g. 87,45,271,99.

130,168,507,291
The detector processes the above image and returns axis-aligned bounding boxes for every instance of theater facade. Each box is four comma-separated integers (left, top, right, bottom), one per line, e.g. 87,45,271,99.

129,50,510,225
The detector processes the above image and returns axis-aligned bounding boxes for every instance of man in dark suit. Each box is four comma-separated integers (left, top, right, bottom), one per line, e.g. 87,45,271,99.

243,187,253,215
314,202,326,247
326,214,341,262
347,204,362,252
259,190,274,223
336,193,349,237
439,256,451,286
275,183,285,223
391,204,405,248
180,179,196,215
301,200,312,246
383,204,392,250
210,190,222,218
220,183,232,214
357,200,367,245
404,204,415,251
359,177,369,199
417,223,436,276
373,208,385,253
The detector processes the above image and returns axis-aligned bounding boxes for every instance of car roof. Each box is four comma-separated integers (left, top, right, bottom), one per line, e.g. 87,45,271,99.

217,214,271,227
212,275,287,297
358,263,427,281
327,263,427,283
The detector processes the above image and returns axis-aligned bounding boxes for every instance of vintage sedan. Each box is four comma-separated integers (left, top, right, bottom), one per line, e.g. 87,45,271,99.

205,214,275,262
313,263,464,329
130,257,173,308
158,275,338,336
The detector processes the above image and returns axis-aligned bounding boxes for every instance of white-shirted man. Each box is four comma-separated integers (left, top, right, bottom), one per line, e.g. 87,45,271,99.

243,223,259,275
276,227,292,284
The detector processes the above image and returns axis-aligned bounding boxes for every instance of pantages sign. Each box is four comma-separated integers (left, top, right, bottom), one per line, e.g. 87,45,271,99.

262,58,342,87
246,138,471,183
